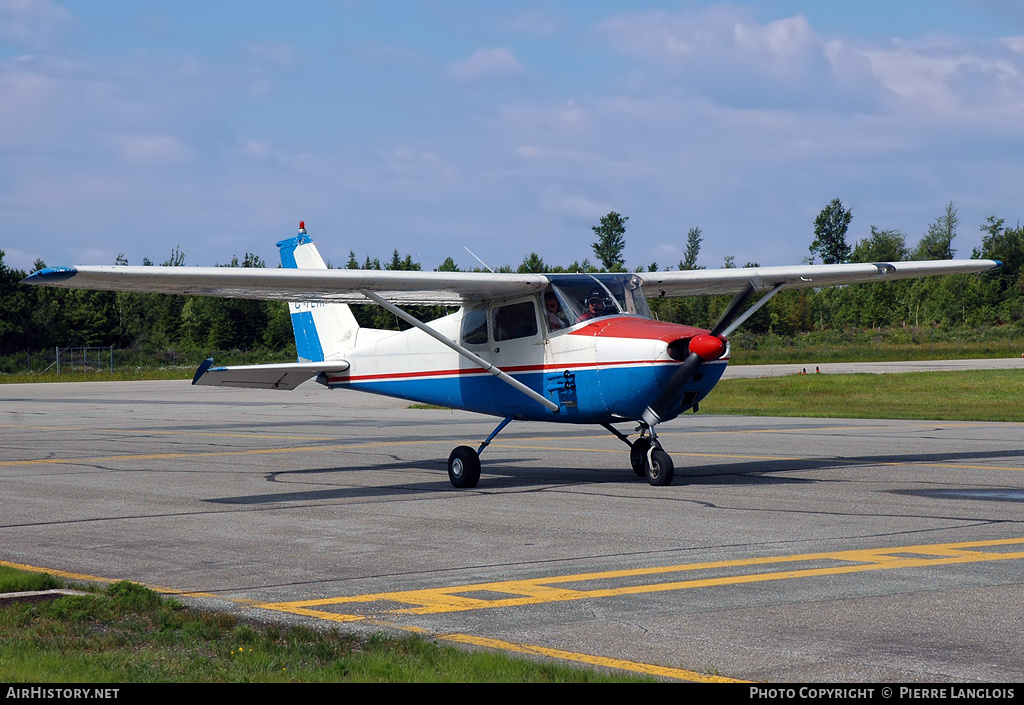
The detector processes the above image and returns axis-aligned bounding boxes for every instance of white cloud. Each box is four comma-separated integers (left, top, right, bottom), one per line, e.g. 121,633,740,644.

445,48,525,83
858,38,1024,119
597,7,1024,122
111,133,192,165
595,7,887,112
376,147,457,186
246,42,297,66
0,0,71,50
597,7,825,73
502,11,559,36
537,188,610,222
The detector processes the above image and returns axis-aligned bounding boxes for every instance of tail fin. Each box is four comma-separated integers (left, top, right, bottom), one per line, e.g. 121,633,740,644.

276,223,359,361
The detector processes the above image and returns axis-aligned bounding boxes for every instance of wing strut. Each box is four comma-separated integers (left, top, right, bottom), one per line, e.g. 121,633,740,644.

356,289,560,413
719,282,786,337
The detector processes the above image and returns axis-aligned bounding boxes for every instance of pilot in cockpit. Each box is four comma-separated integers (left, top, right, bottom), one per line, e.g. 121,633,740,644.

574,288,609,324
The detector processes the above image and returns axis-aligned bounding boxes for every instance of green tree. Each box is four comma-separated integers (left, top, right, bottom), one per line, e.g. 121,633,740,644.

0,250,31,353
517,253,548,274
385,250,420,272
810,198,853,264
974,216,1024,322
914,201,958,260
852,227,908,263
591,212,628,270
435,257,460,272
680,226,703,270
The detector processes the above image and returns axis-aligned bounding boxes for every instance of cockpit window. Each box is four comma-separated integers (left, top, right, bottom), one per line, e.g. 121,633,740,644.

547,274,651,325
493,301,538,341
462,306,488,345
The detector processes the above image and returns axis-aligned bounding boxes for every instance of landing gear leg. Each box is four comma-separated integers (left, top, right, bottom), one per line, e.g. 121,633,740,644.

447,416,514,489
642,424,675,486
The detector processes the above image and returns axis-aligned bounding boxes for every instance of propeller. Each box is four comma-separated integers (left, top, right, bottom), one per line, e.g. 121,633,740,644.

641,282,756,427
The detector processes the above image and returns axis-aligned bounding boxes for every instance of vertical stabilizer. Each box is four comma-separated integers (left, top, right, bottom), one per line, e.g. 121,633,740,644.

276,223,360,361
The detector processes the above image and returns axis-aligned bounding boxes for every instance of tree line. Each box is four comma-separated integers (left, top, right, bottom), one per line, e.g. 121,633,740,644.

1,200,1021,366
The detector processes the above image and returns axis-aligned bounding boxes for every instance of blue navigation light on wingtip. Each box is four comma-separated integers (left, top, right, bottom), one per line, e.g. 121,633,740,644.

21,267,79,284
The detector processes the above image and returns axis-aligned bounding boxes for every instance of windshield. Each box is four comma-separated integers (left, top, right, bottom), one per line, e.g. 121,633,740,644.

548,273,652,324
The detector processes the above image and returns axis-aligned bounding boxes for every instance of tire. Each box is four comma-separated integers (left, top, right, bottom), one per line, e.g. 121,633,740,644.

448,446,481,488
630,438,651,477
646,449,675,486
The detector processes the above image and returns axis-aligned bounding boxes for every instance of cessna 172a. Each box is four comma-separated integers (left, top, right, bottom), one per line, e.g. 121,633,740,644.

23,223,1000,488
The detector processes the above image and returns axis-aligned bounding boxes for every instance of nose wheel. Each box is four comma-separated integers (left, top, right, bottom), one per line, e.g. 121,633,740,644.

645,448,674,486
603,422,677,486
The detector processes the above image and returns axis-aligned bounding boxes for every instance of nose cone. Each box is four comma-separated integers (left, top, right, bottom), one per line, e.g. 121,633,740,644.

688,334,727,361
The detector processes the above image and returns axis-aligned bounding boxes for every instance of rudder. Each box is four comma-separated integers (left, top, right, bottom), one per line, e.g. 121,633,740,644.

276,222,359,361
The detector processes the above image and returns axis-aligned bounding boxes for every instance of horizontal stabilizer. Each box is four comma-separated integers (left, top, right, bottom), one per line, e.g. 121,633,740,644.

191,358,349,390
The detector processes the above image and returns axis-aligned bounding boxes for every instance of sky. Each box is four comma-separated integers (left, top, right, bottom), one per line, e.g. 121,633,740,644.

2,0,1023,273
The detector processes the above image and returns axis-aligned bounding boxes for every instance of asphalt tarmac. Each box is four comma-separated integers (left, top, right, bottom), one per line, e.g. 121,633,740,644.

2,378,1023,682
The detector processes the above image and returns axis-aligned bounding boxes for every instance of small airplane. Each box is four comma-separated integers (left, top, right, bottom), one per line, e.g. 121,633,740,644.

23,223,1000,488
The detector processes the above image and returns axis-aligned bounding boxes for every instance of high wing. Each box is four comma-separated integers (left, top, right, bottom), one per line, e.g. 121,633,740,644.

20,266,548,305
640,259,1001,297
22,259,999,303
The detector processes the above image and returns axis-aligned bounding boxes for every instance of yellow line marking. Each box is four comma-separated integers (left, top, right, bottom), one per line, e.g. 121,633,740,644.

0,558,726,682
0,438,445,467
4,438,1021,474
0,559,121,585
8,538,1024,683
438,633,747,683
488,443,1023,472
261,538,1024,618
0,559,221,600
0,423,334,441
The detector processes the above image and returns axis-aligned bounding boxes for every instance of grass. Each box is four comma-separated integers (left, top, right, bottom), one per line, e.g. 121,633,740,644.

0,566,65,594
0,368,192,384
700,369,1024,422
0,573,650,683
728,325,1023,365
731,339,1023,365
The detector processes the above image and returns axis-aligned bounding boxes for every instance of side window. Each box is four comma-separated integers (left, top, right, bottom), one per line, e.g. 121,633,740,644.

493,301,538,341
461,307,489,345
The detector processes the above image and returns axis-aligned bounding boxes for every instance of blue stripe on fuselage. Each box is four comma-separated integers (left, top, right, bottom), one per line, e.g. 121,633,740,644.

328,362,727,423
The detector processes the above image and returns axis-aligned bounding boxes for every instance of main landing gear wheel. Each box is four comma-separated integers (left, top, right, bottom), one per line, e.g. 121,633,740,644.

646,449,675,486
448,446,481,488
630,438,651,477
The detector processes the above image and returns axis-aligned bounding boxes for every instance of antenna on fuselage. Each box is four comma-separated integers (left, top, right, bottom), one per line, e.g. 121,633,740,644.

464,246,494,273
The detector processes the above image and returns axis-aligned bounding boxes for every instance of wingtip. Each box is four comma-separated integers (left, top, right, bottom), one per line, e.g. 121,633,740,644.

192,357,215,385
21,267,78,285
